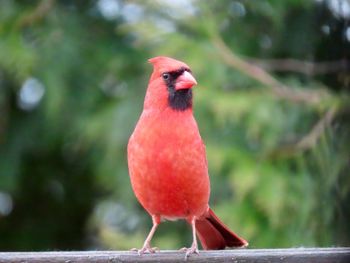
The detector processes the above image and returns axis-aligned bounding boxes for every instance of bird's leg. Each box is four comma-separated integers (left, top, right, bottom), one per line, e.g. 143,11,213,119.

180,217,199,260
133,215,160,255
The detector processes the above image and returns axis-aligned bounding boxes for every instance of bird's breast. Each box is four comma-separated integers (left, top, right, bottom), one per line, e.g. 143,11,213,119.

128,109,210,218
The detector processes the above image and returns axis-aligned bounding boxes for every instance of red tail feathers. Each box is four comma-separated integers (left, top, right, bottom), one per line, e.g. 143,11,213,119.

195,208,248,250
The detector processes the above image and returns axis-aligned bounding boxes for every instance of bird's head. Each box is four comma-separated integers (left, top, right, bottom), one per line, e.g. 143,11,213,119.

144,56,197,111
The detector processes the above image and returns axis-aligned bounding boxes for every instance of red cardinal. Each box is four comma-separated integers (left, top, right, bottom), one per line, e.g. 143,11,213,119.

128,56,248,257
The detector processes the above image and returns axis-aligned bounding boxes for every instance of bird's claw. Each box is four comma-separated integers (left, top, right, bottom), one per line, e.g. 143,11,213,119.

131,245,159,255
180,245,199,260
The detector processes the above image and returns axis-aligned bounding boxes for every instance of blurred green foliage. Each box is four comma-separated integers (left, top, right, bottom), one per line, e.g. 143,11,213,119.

0,0,349,251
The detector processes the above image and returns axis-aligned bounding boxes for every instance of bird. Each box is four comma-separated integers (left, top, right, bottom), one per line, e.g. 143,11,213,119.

127,56,248,258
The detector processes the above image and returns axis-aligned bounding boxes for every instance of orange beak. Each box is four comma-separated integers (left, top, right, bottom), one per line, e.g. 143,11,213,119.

175,71,197,90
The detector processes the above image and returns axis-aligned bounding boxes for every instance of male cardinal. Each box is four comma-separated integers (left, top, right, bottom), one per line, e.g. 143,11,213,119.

127,56,248,257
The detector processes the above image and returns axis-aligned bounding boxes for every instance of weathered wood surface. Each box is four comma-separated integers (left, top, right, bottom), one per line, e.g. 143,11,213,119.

0,247,349,263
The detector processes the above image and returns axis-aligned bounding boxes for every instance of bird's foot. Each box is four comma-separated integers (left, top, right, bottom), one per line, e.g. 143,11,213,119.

131,245,159,255
179,244,199,260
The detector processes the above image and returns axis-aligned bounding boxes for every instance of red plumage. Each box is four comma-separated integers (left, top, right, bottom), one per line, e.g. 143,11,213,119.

127,56,247,257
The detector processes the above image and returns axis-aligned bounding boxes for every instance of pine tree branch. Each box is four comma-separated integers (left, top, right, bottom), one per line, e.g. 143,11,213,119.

211,33,327,104
16,0,55,29
266,107,338,158
296,107,337,150
248,58,349,76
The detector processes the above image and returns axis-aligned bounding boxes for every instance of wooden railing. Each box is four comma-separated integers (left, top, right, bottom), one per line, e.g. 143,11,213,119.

0,247,349,262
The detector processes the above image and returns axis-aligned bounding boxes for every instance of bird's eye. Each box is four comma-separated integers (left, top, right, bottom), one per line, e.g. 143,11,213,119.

162,73,170,80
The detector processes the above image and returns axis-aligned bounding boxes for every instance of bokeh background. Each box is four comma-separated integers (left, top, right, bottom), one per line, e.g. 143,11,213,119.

0,0,349,251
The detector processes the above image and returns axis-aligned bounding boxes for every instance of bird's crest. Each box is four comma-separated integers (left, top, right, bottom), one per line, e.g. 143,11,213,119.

148,56,190,74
